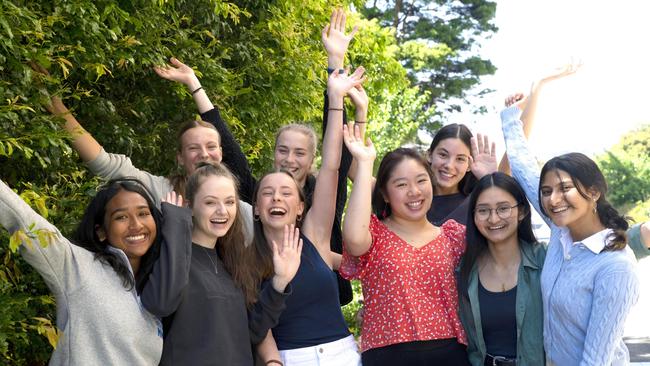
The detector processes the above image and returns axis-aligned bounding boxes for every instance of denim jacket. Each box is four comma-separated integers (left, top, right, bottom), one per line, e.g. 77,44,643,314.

459,240,547,366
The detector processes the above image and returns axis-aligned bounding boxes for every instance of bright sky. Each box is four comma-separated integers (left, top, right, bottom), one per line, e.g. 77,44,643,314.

442,0,650,161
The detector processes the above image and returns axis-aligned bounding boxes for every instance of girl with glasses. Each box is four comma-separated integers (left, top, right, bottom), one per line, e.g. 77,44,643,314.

459,172,545,365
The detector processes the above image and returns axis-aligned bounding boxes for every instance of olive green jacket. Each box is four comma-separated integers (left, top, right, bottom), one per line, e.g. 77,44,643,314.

459,240,547,366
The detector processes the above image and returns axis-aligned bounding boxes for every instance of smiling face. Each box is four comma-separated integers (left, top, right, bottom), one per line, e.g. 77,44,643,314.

474,186,522,245
428,137,471,195
177,126,223,175
274,130,314,187
190,175,238,246
383,158,433,222
254,172,305,230
96,190,157,267
540,169,599,230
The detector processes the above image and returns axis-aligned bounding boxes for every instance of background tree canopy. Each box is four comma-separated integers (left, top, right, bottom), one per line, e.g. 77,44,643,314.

0,0,496,363
596,124,650,223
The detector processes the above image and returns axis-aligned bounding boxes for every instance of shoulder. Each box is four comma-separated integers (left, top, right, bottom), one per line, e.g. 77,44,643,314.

521,240,547,266
440,219,466,240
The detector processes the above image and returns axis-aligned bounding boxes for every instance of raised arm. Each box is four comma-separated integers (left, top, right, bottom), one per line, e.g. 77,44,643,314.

499,63,582,173
140,192,193,317
0,180,69,292
302,67,364,255
322,7,359,216
341,124,376,257
155,58,257,203
500,102,552,228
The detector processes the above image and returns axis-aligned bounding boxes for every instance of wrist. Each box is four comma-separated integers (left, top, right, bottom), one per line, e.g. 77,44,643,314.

271,275,289,293
327,55,344,70
328,95,345,108
185,76,201,92
354,110,368,120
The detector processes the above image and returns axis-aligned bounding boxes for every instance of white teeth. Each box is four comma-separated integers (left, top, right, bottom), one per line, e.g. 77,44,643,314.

269,208,287,215
407,201,423,208
439,172,454,178
210,218,228,224
126,234,145,241
552,206,569,213
488,225,505,230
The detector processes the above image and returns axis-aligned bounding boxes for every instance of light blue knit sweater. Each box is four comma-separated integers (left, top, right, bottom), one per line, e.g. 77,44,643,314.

501,106,640,366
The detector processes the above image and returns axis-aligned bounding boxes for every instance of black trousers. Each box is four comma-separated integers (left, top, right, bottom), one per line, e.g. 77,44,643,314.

361,338,471,366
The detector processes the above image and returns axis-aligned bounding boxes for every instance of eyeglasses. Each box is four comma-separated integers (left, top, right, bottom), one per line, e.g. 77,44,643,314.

474,204,519,221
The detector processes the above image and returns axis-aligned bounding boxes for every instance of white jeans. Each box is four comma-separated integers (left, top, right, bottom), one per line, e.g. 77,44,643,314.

279,335,361,366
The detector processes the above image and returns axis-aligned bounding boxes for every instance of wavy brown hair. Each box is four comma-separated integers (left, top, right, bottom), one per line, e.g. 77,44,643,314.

186,162,258,307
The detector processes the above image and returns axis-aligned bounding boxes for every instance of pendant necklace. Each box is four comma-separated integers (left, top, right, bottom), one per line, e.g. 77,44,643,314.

202,246,218,274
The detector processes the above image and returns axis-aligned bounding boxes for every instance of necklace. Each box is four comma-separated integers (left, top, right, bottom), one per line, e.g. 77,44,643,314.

201,246,218,274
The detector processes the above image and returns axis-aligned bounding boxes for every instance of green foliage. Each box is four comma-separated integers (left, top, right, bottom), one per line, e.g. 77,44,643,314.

341,280,364,337
596,124,650,215
0,0,492,363
360,0,498,131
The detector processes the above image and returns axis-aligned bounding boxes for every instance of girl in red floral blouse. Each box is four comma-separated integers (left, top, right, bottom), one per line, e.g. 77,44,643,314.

340,126,472,366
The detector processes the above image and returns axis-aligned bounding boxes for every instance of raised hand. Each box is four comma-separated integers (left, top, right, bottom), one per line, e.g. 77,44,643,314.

504,92,525,108
322,8,359,69
347,84,369,114
469,133,497,179
153,57,198,87
536,60,582,85
343,123,375,163
161,191,184,207
328,66,366,100
271,224,303,292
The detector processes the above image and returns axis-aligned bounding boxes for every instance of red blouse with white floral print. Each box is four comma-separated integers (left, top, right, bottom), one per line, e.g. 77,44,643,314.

341,215,467,352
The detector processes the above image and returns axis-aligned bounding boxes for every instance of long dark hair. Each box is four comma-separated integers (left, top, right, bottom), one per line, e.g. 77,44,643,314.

185,162,258,307
539,152,628,251
168,119,222,196
372,148,433,218
249,170,305,289
427,123,477,196
71,178,162,294
460,173,537,295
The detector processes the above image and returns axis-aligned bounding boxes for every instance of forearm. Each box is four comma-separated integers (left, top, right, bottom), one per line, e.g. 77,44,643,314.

256,330,281,364
183,74,214,114
56,107,102,163
140,203,193,316
321,94,345,171
199,108,256,203
249,282,290,345
501,106,549,225
342,161,373,256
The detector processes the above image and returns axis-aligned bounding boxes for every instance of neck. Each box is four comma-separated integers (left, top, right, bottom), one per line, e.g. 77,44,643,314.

192,230,218,249
433,184,459,196
297,176,307,189
387,214,431,231
486,236,521,268
568,214,606,242
129,258,141,276
262,225,287,251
